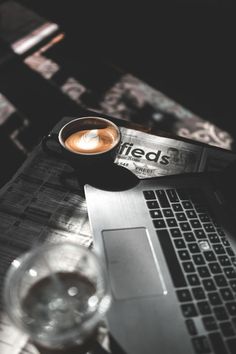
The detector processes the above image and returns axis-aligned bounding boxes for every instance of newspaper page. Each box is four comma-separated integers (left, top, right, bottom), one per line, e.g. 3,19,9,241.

115,127,236,178
0,146,93,354
116,128,202,178
0,118,236,354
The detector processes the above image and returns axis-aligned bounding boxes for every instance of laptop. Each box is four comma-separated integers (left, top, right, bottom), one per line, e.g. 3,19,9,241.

84,165,236,354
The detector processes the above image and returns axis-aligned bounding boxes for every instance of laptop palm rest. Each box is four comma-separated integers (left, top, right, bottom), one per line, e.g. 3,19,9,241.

102,227,165,300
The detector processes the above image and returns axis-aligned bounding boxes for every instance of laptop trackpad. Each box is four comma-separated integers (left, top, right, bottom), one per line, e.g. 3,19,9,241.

102,228,165,300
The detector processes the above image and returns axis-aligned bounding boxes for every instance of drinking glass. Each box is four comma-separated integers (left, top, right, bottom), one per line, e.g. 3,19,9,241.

3,242,111,353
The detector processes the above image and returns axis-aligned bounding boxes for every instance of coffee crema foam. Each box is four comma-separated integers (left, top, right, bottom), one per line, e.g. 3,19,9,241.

64,127,117,154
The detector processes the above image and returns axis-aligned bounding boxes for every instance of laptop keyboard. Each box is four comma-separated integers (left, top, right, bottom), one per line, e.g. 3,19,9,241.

143,188,236,354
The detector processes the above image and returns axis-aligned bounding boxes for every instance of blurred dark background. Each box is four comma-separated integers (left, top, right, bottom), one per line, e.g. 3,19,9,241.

0,0,235,186
20,0,235,131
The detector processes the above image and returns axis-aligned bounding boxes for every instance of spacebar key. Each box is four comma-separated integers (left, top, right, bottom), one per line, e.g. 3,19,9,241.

156,229,187,288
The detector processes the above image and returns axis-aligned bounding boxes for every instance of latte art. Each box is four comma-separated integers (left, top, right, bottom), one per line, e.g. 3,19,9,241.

64,127,117,154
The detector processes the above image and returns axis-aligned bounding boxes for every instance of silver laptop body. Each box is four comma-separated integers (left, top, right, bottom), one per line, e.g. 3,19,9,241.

85,172,236,354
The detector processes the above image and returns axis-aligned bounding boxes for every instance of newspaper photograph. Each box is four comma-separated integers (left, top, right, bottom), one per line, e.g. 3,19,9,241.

0,117,236,354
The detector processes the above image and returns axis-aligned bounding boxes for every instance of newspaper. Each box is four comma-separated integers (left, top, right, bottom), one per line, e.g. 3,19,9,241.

0,117,236,354
116,127,236,178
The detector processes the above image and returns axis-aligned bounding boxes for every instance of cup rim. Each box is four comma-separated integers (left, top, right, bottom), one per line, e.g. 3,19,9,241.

58,116,121,156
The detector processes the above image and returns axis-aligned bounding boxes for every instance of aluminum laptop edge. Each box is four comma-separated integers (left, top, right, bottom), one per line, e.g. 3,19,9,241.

85,170,236,354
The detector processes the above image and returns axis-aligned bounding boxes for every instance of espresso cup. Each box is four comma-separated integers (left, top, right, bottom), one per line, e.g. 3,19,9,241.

42,117,121,168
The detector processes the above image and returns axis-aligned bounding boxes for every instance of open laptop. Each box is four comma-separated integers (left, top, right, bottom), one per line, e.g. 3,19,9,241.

84,166,236,354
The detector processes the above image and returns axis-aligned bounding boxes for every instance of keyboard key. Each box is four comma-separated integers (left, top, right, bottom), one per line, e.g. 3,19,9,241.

213,244,226,255
204,223,215,233
193,254,205,266
150,209,163,218
176,212,187,222
220,288,234,301
178,250,191,261
187,274,201,287
192,336,211,353
209,332,228,354
156,229,186,288
204,251,216,262
172,203,183,212
194,229,207,239
192,287,206,300
221,238,230,247
186,318,198,335
170,228,182,238
197,301,212,315
174,239,186,249
199,241,211,252
220,321,235,337
163,208,174,218
227,338,236,354
182,261,195,273
199,214,211,222
208,292,222,306
209,262,222,274
188,243,201,254
176,289,192,302
224,267,236,279
182,201,193,209
186,210,197,219
198,266,211,278
147,200,159,209
166,218,178,227
214,275,227,287
190,219,201,229
214,306,229,321
226,302,236,316
180,222,191,232
166,189,179,202
217,229,225,237
209,234,220,243
153,219,166,229
184,232,195,242
143,190,156,200
218,255,231,267
156,190,170,208
202,278,216,292
181,303,198,317
202,316,218,331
